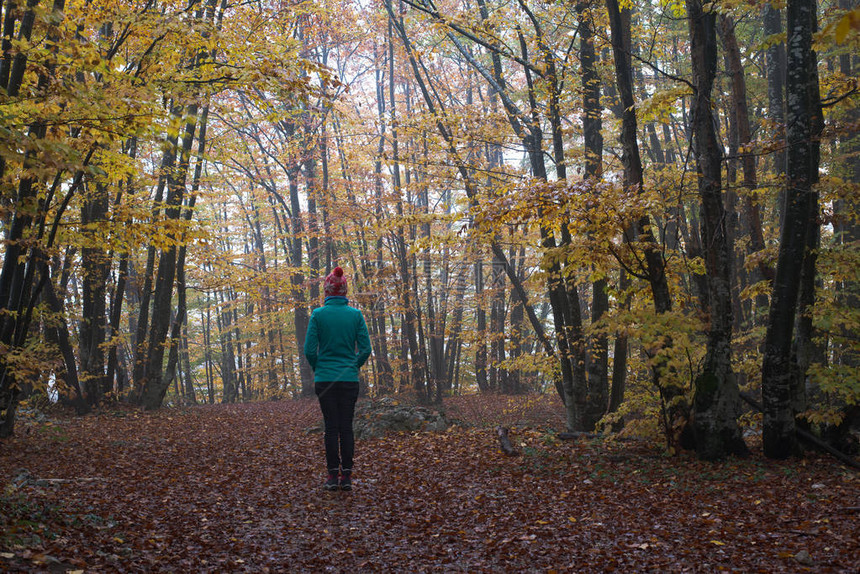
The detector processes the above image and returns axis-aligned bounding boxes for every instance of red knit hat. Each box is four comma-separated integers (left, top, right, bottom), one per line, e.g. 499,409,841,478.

324,267,347,297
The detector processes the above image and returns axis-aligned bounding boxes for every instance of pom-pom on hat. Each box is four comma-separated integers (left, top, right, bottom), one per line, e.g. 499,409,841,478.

324,266,348,297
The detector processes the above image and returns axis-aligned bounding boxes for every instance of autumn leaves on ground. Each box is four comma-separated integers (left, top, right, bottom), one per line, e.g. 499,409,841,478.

1,397,857,573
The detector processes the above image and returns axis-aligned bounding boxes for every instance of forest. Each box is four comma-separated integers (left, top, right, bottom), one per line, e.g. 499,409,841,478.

0,0,859,570
0,0,859,456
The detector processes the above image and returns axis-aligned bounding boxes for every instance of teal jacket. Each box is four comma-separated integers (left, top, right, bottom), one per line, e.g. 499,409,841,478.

303,297,372,383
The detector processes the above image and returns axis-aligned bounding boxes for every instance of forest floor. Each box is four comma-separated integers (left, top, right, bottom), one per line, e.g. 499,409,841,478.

0,395,858,573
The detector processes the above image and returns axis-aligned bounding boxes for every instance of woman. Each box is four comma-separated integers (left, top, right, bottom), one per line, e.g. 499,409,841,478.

304,266,372,491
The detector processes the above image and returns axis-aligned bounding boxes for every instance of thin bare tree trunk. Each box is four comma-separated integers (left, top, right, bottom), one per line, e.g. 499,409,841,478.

719,15,772,324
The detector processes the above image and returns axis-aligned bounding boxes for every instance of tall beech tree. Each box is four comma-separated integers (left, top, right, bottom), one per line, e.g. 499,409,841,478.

685,0,748,460
578,0,608,425
762,0,823,458
604,0,682,445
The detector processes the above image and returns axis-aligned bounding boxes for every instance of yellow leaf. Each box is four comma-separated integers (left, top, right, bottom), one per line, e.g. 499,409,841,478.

710,540,725,546
568,516,577,523
836,16,851,43
835,8,860,44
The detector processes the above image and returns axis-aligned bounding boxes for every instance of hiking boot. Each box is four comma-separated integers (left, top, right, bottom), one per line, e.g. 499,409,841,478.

323,472,339,491
339,470,352,491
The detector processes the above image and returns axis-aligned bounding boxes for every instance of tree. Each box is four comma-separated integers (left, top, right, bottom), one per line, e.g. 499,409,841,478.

685,0,748,460
604,0,683,446
762,0,823,458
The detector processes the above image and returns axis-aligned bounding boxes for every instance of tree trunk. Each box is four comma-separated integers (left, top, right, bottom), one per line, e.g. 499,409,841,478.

367,51,395,394
216,288,237,403
287,172,314,397
687,0,748,459
608,270,630,413
79,183,110,406
421,184,445,400
475,259,489,392
202,304,215,404
490,247,507,392
0,0,20,91
132,128,176,397
579,0,608,426
139,104,198,410
165,105,210,402
444,265,468,397
506,241,526,394
605,0,680,443
387,19,425,398
764,2,787,182
107,138,136,400
719,15,772,324
762,0,822,459
305,153,321,307
42,257,86,414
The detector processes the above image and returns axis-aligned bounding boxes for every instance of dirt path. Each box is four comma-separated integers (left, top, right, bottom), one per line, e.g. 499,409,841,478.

1,399,858,572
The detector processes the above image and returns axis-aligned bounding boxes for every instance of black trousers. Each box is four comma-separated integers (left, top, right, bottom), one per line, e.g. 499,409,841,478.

315,381,360,472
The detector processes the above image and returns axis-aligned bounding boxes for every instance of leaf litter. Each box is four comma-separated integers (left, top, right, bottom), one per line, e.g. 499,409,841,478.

0,396,857,572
